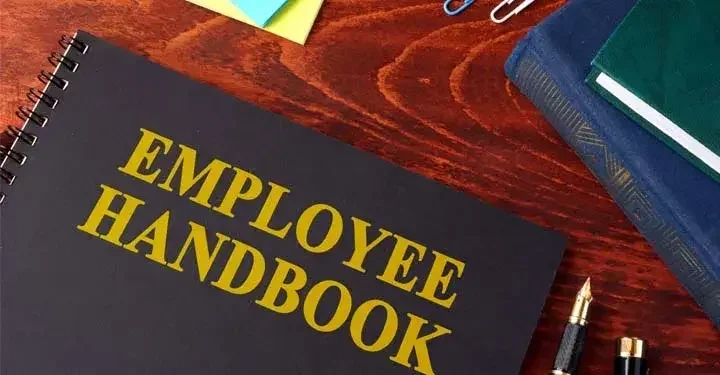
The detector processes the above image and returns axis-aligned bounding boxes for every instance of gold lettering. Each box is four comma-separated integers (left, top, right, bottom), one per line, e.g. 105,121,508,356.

76,184,145,246
377,235,426,292
390,314,451,375
343,217,393,273
166,222,231,281
211,240,266,295
255,258,308,314
118,128,173,184
123,210,171,265
248,182,293,239
156,144,231,208
350,299,398,352
303,280,352,333
295,204,343,254
416,251,466,309
213,167,263,218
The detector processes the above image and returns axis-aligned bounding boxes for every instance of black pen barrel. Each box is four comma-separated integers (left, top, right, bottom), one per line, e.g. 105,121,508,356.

551,322,587,375
613,357,648,375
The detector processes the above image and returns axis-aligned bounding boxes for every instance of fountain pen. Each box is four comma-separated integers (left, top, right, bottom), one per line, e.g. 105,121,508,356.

550,278,593,375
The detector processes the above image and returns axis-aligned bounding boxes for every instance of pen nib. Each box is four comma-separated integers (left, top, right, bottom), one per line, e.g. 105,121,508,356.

568,277,593,326
579,277,592,301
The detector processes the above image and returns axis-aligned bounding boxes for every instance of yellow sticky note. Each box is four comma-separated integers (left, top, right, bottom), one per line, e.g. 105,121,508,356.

187,0,324,45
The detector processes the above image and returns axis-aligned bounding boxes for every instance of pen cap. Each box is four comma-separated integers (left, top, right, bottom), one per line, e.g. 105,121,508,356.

616,337,647,359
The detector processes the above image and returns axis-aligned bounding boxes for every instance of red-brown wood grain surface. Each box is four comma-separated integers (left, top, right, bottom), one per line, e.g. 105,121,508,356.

1,0,718,373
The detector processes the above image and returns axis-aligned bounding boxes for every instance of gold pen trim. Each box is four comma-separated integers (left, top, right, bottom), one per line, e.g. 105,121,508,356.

616,337,646,359
568,278,592,326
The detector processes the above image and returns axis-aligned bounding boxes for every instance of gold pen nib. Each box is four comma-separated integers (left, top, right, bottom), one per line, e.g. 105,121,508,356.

569,277,593,325
579,277,592,301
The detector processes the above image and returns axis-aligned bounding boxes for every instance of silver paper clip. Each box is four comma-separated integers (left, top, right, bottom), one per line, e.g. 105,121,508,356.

444,0,476,16
490,0,536,23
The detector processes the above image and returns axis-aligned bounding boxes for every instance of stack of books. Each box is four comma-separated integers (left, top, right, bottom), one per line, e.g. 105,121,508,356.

505,0,720,328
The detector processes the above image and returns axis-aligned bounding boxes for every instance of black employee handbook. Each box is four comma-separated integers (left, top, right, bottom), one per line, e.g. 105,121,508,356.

0,31,566,375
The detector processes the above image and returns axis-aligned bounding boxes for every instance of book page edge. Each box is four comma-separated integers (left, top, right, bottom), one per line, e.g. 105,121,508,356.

595,72,720,175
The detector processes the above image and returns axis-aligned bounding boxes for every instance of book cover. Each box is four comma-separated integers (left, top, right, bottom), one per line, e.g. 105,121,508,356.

0,31,566,374
505,0,720,328
588,0,720,182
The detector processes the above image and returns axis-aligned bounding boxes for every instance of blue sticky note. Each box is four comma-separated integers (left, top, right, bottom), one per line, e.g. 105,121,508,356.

230,0,289,27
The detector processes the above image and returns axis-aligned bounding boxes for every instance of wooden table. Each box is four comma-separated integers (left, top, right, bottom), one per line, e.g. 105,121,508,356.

1,0,718,373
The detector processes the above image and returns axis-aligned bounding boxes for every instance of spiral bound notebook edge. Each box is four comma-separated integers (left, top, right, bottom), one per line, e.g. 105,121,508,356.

0,32,88,204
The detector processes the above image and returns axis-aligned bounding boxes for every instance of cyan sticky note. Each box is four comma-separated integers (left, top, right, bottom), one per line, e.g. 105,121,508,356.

187,0,325,44
230,0,289,27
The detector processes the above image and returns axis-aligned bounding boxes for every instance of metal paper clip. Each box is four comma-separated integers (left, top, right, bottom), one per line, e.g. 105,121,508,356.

444,0,476,16
490,0,536,23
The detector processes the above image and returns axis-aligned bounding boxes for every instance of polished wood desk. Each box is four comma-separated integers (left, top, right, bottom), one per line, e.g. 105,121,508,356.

0,0,718,373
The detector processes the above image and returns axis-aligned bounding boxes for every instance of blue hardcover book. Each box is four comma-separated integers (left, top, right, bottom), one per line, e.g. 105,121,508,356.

505,0,720,327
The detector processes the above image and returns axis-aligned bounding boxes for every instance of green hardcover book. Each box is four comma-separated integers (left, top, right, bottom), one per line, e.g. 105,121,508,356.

587,0,720,182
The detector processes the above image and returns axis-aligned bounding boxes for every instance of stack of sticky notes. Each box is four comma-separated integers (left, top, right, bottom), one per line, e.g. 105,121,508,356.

187,0,324,45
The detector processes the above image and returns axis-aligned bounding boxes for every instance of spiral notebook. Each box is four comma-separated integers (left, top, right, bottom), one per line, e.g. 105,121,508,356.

0,30,566,374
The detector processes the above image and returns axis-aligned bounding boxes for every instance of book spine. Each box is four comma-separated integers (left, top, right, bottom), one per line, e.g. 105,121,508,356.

505,35,720,328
